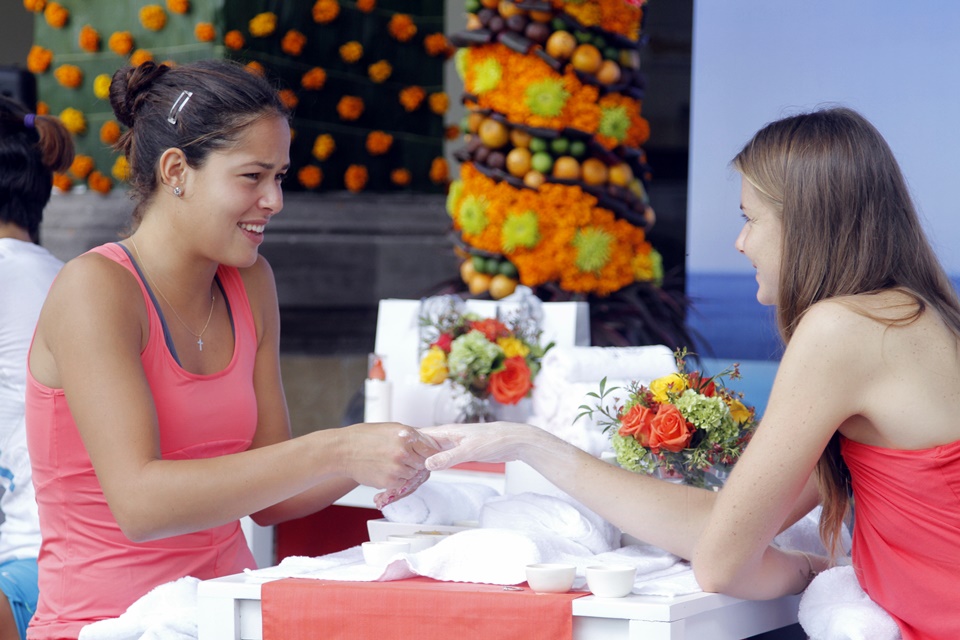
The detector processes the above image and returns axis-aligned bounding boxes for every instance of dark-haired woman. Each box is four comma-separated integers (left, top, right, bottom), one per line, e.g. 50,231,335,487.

24,60,436,638
419,107,960,639
0,95,73,640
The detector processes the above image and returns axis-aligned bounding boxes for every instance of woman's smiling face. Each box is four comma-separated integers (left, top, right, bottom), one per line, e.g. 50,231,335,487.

735,178,783,306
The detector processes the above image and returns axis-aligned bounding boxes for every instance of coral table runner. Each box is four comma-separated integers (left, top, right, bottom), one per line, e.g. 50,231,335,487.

261,575,587,640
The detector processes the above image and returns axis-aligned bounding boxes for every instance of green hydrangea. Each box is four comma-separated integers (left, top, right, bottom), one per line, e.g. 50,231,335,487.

458,194,489,235
611,433,657,473
446,180,463,218
573,227,613,273
455,48,469,81
675,389,738,440
525,79,569,117
598,105,630,142
501,210,540,252
650,249,664,286
447,330,504,387
472,58,503,94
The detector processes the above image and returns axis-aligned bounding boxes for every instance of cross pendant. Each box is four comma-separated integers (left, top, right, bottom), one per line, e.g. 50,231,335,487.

197,337,204,351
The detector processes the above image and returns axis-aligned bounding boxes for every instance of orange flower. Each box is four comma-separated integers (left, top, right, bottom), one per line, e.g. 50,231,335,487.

88,170,113,195
130,50,154,67
301,67,326,90
43,2,68,28
423,33,451,57
618,404,655,446
224,30,245,50
428,92,449,115
111,156,130,182
78,25,100,52
339,41,363,63
344,165,368,192
248,12,277,37
444,124,460,141
390,168,411,186
194,23,215,42
52,173,72,192
489,356,532,405
356,0,375,11
26,46,53,74
69,155,94,180
312,134,335,160
53,64,82,89
336,96,364,121
312,0,340,23
23,0,46,13
297,165,323,189
278,89,299,110
429,157,449,184
648,404,693,453
139,5,167,31
166,0,189,14
100,121,121,145
368,60,392,84
36,102,49,116
388,14,417,42
281,30,307,56
108,31,134,56
398,86,425,112
365,131,393,156
245,61,265,76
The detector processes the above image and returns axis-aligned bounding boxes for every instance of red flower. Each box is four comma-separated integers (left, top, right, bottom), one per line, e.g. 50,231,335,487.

431,333,453,353
489,356,532,405
687,372,716,397
470,318,508,342
648,404,693,453
618,404,654,447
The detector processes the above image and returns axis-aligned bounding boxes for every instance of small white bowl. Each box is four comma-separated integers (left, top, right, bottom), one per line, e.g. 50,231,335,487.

525,563,576,593
585,564,636,598
387,533,440,553
362,540,410,566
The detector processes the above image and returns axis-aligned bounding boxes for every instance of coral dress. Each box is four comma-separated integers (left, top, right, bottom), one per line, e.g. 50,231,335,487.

841,436,960,640
25,243,258,639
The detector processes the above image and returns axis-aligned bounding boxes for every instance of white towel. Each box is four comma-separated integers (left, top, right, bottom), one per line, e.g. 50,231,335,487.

479,492,621,555
798,565,901,640
381,481,499,525
78,576,199,640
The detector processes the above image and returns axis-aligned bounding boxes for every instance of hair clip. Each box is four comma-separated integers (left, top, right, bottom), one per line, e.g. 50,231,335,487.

23,114,36,129
166,90,193,125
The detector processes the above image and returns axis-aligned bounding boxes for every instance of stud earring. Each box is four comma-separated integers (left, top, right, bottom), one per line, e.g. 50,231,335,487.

173,186,183,198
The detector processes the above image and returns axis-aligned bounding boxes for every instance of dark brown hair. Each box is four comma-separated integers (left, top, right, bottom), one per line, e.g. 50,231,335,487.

109,59,289,223
0,95,74,243
732,107,960,557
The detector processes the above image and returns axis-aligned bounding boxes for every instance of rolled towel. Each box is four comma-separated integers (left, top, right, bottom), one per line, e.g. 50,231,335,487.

78,576,199,640
540,345,677,384
798,565,901,640
381,481,499,525
479,492,621,555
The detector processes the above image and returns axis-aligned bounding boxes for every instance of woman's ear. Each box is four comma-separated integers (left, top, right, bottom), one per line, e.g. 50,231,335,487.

158,147,188,195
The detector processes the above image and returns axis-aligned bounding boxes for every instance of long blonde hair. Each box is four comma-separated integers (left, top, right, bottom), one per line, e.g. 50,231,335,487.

732,107,960,556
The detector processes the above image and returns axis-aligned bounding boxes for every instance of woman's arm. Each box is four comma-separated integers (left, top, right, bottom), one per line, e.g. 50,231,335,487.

34,255,433,542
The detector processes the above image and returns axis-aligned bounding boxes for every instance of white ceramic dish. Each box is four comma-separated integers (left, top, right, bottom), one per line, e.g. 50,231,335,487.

585,563,636,598
361,540,410,566
525,563,577,593
366,518,470,542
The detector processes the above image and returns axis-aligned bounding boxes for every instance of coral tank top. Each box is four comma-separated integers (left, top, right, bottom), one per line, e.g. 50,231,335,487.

25,243,258,639
841,436,960,640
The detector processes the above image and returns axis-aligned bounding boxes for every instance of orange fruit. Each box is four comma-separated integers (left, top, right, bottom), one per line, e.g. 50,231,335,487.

608,163,634,187
489,274,518,300
509,127,532,148
581,158,608,186
460,259,478,284
545,31,577,60
523,170,546,189
468,273,492,295
552,156,581,180
498,1,524,18
505,147,532,177
570,44,603,74
478,118,510,149
467,111,485,133
595,60,621,85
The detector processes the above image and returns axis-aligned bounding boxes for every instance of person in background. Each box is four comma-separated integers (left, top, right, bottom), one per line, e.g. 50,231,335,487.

419,107,960,640
24,59,435,639
0,95,74,640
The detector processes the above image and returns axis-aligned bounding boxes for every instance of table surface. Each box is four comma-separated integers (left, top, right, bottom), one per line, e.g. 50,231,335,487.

198,572,802,640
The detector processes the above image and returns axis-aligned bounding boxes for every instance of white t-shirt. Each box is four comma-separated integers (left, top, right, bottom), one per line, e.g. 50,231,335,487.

0,238,62,561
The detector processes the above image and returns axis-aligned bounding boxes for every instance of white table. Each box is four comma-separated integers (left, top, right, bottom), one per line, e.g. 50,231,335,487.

197,572,800,640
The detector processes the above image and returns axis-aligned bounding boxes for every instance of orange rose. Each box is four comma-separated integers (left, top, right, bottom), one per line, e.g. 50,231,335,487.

648,404,692,453
469,318,508,341
489,356,532,405
618,403,654,447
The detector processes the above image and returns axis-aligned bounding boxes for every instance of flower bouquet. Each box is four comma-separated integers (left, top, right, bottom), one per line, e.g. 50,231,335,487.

578,349,758,490
418,295,553,422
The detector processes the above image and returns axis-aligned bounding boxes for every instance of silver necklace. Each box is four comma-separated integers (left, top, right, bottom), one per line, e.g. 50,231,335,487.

130,237,215,351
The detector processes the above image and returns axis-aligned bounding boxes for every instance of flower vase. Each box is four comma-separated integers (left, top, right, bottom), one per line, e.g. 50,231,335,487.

457,393,496,424
433,382,497,425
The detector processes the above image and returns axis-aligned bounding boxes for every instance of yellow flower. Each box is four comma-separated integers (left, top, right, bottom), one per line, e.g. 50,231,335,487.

419,347,448,385
93,74,111,100
111,156,130,181
312,134,335,160
139,5,167,31
649,373,687,403
59,108,86,135
249,12,277,37
497,337,529,359
727,398,751,424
